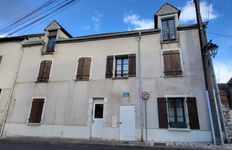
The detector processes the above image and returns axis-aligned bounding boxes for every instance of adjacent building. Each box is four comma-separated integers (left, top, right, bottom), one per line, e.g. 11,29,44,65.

0,3,215,143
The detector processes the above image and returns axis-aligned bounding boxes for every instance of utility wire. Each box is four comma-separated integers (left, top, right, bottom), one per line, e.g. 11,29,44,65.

7,0,77,36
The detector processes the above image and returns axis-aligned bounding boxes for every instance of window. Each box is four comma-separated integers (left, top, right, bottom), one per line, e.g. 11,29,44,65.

94,104,104,118
116,56,129,78
37,60,52,82
28,98,45,124
76,57,91,81
0,56,2,64
46,36,56,53
163,51,182,76
167,98,186,128
157,97,200,129
161,18,176,41
105,54,136,78
0,89,2,95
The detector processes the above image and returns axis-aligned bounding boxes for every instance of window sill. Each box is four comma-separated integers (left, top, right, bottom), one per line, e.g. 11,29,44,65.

161,39,178,44
42,51,54,55
112,77,129,80
35,81,49,83
163,75,183,78
168,128,190,132
75,79,90,81
27,123,42,126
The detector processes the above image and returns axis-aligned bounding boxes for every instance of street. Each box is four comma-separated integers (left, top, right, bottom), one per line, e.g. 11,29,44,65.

0,140,200,150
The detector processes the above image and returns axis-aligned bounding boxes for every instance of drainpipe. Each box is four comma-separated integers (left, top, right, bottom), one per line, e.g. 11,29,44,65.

138,32,144,142
0,43,25,137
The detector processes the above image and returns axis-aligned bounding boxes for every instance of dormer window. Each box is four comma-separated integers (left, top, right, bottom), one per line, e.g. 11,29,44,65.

161,17,176,41
46,35,56,53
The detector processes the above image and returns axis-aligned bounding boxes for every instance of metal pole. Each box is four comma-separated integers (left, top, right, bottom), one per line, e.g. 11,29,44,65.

138,32,144,142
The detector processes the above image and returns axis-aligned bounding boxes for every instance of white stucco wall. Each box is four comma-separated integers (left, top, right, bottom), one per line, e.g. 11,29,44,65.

4,28,212,142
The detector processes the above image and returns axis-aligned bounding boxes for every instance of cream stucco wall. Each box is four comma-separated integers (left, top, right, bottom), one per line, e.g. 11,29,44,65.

4,28,212,142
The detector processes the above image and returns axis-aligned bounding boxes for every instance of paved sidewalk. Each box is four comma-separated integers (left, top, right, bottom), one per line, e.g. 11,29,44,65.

0,136,231,150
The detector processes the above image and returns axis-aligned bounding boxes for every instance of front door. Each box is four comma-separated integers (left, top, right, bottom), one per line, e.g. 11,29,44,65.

91,100,104,138
120,106,136,141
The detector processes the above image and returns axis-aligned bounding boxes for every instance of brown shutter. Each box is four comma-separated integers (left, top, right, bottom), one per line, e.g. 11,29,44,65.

157,97,168,128
43,60,52,81
171,51,182,75
163,51,172,76
37,60,45,82
187,97,200,129
76,57,85,80
105,55,114,78
129,54,136,77
82,57,91,80
29,99,44,123
0,56,2,64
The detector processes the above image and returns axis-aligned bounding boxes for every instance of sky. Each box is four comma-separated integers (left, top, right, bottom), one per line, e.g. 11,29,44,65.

0,0,231,83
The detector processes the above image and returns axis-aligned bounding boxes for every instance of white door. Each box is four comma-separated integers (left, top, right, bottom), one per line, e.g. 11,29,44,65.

120,106,136,141
91,100,104,138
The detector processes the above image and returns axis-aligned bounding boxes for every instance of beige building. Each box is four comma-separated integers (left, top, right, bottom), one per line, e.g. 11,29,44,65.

1,3,214,143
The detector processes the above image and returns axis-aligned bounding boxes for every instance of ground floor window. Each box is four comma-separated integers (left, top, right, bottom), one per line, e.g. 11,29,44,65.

28,98,45,124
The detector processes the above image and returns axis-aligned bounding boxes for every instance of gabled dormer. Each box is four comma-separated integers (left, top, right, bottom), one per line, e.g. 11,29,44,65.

43,20,72,54
154,3,180,41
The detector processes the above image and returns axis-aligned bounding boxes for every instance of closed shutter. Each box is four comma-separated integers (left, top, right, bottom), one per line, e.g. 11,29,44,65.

129,54,136,77
0,56,2,64
43,60,52,81
187,97,200,129
163,51,182,76
37,61,45,82
82,57,91,80
163,51,172,76
171,51,182,75
105,55,114,78
157,97,168,128
29,99,44,123
76,57,85,80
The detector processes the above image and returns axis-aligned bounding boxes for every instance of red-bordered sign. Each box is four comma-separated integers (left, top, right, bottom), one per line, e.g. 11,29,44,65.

142,91,150,100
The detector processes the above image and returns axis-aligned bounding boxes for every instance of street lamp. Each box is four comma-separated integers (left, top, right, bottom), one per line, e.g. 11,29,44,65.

204,40,219,58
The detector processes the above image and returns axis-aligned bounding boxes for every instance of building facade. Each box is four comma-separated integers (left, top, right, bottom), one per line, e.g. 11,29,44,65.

1,3,213,143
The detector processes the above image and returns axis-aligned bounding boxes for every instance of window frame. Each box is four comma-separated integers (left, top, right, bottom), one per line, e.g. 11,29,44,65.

46,36,56,53
115,55,129,78
161,17,176,41
27,97,46,125
167,97,187,129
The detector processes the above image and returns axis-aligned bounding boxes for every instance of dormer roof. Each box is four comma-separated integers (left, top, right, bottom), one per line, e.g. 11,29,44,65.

155,3,181,16
45,20,72,38
228,77,232,85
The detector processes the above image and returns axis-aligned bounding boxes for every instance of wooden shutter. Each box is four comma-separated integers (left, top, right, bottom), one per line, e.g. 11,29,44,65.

157,97,168,128
163,51,172,76
37,60,45,82
129,54,136,77
42,60,52,81
187,97,200,129
82,57,91,80
76,57,85,80
105,55,114,78
29,99,44,123
0,56,2,64
171,51,182,75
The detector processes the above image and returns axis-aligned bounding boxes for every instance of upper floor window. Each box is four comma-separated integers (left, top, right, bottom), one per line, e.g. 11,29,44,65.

37,60,52,82
0,56,2,64
116,56,129,78
105,54,136,79
163,50,182,76
46,36,56,53
76,57,91,81
161,18,176,41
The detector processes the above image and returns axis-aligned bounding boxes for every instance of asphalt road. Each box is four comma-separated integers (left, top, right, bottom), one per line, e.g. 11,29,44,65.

0,140,194,150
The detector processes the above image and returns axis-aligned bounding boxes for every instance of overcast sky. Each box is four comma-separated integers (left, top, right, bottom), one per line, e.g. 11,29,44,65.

0,0,231,83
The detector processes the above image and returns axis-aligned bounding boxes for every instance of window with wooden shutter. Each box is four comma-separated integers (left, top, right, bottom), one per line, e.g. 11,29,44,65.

157,97,168,128
163,51,182,76
37,60,52,82
187,97,200,129
28,98,45,124
76,57,91,81
105,55,114,78
0,56,2,64
129,54,136,77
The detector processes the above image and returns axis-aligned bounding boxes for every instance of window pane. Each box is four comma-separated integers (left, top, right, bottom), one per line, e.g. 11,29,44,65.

94,104,104,118
117,59,122,65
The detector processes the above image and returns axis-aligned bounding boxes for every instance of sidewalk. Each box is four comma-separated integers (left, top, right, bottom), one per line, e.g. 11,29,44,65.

0,136,231,150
